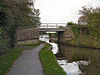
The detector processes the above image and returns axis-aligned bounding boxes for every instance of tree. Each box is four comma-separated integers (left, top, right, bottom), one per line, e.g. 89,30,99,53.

0,0,39,48
78,6,93,25
78,6,100,37
33,9,40,25
67,21,76,25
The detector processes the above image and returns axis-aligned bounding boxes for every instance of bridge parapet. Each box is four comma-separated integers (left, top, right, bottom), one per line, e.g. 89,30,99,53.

38,23,67,32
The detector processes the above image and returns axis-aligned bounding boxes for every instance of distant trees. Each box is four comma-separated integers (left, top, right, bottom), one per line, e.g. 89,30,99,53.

68,6,100,49
0,0,40,48
78,6,100,27
78,6,91,25
78,6,100,37
67,21,76,25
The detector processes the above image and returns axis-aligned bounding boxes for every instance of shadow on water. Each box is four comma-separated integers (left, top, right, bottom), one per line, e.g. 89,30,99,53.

58,44,100,75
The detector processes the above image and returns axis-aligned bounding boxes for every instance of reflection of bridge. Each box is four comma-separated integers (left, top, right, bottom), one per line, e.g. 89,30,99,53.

38,23,67,32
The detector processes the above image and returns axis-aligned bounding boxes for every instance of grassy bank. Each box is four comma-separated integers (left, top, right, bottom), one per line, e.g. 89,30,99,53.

21,43,40,47
67,26,100,49
67,35,100,49
0,43,40,75
40,44,66,75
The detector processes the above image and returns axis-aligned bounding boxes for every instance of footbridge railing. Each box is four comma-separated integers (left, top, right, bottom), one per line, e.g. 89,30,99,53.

38,23,67,32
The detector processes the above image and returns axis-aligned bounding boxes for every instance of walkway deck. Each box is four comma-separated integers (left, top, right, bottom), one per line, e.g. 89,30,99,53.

7,44,45,75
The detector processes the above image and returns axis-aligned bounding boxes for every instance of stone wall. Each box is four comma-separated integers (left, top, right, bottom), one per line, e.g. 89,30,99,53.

17,26,39,45
58,26,75,43
57,26,75,55
17,39,40,45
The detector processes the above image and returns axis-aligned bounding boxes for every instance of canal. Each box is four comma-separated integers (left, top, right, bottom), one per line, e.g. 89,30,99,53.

39,35,100,75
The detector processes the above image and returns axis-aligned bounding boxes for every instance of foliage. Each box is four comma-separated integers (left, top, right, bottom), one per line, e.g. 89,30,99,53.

67,34,100,49
0,0,40,49
0,27,8,53
32,9,41,26
21,43,40,47
40,44,66,75
71,26,80,38
68,6,100,48
0,40,8,54
78,6,100,37
69,24,100,48
59,26,64,28
67,21,76,25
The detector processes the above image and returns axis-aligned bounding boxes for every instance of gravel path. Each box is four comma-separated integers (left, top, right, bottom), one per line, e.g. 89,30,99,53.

7,44,45,75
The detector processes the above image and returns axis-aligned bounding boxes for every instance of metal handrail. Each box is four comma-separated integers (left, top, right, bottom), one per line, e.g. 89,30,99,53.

38,23,67,29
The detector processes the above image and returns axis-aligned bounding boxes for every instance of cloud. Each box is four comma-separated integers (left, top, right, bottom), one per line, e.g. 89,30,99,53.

35,0,100,23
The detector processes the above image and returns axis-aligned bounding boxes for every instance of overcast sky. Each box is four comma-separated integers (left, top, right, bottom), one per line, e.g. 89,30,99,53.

35,0,100,23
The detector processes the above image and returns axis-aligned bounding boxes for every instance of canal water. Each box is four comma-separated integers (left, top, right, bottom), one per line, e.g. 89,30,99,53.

39,35,100,75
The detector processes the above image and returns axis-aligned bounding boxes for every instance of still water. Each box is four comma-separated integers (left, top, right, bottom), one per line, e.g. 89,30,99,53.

39,35,100,75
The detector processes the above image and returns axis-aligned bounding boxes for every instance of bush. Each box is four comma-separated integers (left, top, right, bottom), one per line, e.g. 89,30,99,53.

0,40,8,54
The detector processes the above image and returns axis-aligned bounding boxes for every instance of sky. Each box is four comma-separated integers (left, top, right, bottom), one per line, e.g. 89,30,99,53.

35,0,100,23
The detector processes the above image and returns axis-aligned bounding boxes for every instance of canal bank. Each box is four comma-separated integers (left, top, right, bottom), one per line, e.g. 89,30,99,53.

65,26,100,49
39,35,100,75
40,44,66,75
39,35,81,75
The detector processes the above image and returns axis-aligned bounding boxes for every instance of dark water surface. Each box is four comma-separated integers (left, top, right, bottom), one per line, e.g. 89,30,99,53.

59,44,100,75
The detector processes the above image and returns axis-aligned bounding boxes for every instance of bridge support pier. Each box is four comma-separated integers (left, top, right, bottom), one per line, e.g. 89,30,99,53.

57,31,65,44
57,31,65,56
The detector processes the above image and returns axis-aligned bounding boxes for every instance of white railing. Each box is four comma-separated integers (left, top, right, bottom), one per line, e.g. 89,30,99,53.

38,23,67,29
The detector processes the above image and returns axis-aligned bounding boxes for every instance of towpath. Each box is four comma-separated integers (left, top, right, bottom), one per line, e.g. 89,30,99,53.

7,44,45,75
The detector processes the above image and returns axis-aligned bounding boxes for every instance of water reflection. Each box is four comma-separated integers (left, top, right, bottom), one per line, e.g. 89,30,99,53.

49,43,58,54
59,45,100,75
58,60,81,75
39,35,100,75
39,35,49,43
39,35,58,54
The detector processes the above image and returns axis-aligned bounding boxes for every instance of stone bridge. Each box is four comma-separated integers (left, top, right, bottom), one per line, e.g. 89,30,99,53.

17,23,74,45
38,23,75,43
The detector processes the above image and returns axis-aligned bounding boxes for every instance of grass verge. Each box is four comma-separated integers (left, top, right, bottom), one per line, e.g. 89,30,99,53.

21,43,40,47
0,48,24,75
0,43,40,75
40,44,66,75
18,43,41,50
